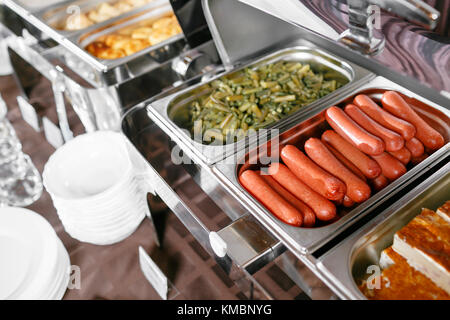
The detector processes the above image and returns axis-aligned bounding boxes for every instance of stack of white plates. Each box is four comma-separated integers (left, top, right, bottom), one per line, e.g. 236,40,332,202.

0,207,70,300
43,131,152,245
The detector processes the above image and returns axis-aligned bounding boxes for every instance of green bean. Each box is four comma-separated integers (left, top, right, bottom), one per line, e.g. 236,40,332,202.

226,95,244,102
188,59,347,144
273,95,296,103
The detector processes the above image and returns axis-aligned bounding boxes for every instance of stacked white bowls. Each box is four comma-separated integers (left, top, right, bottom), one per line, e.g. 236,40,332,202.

0,207,70,300
43,131,152,245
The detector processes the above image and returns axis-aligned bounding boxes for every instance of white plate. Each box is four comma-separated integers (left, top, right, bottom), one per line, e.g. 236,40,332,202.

44,238,70,300
0,207,60,300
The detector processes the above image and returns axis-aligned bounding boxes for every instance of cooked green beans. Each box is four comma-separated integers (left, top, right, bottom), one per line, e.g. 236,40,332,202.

189,60,345,143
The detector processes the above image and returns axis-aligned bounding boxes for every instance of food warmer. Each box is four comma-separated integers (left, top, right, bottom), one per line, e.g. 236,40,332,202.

4,0,450,299
0,0,220,144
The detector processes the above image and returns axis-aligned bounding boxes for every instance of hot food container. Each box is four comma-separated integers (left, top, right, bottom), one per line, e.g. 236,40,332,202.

213,75,450,256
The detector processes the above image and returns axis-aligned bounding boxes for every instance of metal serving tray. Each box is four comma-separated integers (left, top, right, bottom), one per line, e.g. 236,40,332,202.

213,75,450,257
147,40,373,165
78,5,184,62
2,0,177,72
42,0,153,32
316,161,450,299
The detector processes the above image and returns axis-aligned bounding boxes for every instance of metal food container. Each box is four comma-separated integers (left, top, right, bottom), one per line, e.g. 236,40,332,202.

147,41,373,165
2,0,176,73
79,5,183,62
213,75,450,257
42,0,154,32
316,161,450,299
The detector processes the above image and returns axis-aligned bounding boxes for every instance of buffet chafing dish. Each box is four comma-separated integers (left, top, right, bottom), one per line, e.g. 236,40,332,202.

213,75,450,255
3,0,449,300
3,0,177,74
1,0,219,142
124,0,450,299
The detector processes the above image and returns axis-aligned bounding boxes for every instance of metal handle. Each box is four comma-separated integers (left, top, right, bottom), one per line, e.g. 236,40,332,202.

140,151,284,278
339,0,440,55
49,68,74,143
373,0,440,29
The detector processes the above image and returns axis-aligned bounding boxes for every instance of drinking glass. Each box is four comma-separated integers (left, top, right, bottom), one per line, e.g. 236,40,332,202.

0,94,43,206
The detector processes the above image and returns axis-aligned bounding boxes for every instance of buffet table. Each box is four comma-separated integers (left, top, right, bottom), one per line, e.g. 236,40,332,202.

1,75,331,300
1,0,448,301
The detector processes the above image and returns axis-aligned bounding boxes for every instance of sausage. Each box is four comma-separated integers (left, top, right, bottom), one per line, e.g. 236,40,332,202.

369,174,389,192
304,138,372,203
321,130,381,179
371,152,407,181
344,104,404,152
405,137,425,158
389,147,411,165
323,142,367,181
353,94,416,140
239,170,303,226
411,153,429,166
268,163,337,221
281,145,346,201
325,106,385,156
260,173,316,227
342,195,355,208
381,91,444,150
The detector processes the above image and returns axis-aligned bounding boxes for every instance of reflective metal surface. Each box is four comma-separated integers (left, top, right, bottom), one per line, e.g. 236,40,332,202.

213,75,450,256
317,161,450,299
340,0,440,55
238,0,450,94
148,41,372,165
3,0,175,73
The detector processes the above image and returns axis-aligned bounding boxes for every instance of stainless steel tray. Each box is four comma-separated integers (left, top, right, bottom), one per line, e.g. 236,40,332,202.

78,5,184,63
42,0,153,33
3,0,179,72
316,161,450,300
147,40,373,165
213,75,450,256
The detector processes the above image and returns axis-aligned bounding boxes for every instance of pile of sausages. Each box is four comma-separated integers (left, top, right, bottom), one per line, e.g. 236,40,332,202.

239,91,445,228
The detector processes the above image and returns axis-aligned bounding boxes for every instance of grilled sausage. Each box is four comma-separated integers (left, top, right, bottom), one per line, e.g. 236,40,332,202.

260,173,316,227
344,104,404,152
389,147,411,165
281,145,346,201
381,91,444,151
353,94,416,140
342,195,355,208
323,141,367,181
371,152,407,181
268,163,337,221
304,138,372,203
239,170,303,226
321,130,381,179
326,106,385,156
405,137,425,158
369,174,389,192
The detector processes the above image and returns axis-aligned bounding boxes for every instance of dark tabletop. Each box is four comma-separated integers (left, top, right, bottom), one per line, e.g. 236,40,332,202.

0,74,332,300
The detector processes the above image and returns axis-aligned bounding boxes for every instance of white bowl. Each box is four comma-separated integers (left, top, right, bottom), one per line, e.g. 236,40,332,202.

43,131,131,201
63,212,145,245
